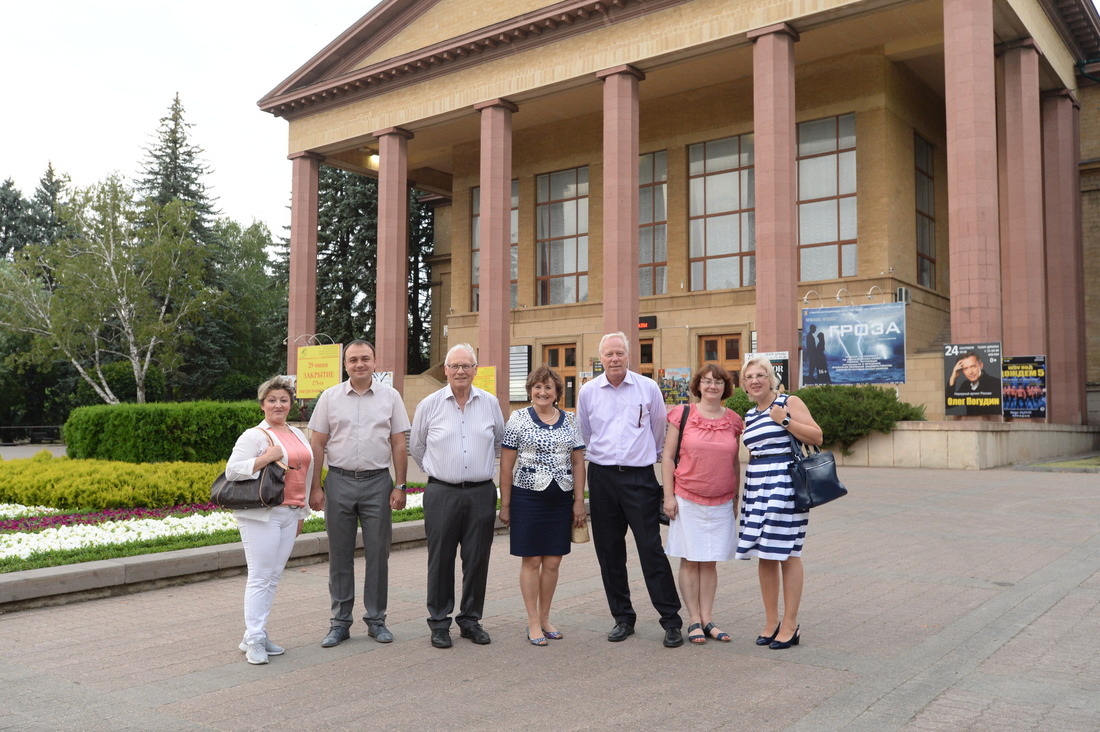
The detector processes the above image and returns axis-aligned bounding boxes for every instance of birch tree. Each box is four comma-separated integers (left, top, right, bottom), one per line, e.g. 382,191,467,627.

0,175,215,403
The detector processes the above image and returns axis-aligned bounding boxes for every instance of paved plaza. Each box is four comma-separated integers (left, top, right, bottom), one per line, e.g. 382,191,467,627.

1,465,1098,731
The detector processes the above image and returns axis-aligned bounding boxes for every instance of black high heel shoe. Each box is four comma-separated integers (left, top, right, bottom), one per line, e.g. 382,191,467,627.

769,625,800,650
755,623,781,646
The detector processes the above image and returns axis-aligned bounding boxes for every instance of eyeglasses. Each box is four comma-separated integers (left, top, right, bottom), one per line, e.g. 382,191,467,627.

699,379,724,386
446,364,476,372
743,374,770,382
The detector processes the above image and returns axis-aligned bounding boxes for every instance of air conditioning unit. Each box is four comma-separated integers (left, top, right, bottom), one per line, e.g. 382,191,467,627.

896,286,911,305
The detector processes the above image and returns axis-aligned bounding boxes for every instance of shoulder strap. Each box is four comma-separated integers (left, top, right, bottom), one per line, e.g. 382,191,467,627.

674,405,690,467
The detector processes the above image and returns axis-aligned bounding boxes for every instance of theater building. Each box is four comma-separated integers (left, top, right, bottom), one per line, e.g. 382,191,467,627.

260,0,1098,424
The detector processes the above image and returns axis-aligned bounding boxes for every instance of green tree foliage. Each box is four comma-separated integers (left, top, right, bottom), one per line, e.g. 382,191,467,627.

310,166,433,372
135,93,218,243
315,166,379,345
0,175,215,404
29,163,70,247
0,178,33,258
407,191,434,372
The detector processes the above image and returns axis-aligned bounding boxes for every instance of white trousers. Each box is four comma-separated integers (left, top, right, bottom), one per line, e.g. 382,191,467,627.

237,506,300,643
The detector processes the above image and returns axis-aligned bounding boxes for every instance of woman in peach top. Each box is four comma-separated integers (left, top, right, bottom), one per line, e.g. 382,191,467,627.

661,365,743,645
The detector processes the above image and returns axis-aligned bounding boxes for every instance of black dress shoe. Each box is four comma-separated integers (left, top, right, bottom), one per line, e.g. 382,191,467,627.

321,626,350,648
769,626,800,650
607,622,635,642
663,627,684,648
459,623,491,645
755,623,781,646
367,622,393,643
430,628,452,648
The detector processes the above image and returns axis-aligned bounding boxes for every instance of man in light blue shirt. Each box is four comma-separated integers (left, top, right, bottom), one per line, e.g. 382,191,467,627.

410,343,504,649
577,332,683,647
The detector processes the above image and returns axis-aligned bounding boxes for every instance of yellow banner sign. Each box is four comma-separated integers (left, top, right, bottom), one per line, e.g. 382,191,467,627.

296,344,342,399
472,365,496,394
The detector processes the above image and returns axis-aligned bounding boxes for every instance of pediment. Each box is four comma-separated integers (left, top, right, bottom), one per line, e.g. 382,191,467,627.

261,0,445,102
258,0,695,119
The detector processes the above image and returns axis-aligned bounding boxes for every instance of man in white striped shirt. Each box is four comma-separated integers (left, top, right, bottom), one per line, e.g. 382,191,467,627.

410,343,505,649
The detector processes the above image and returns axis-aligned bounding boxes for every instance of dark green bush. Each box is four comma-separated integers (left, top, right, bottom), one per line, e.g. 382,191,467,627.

210,373,260,402
64,401,263,463
726,384,924,453
74,362,166,404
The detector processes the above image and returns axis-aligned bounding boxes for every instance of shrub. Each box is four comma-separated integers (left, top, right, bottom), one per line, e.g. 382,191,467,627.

0,456,223,509
64,401,262,463
726,384,924,453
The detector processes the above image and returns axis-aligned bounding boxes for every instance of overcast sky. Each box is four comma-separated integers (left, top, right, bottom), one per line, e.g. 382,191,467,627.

0,1,380,237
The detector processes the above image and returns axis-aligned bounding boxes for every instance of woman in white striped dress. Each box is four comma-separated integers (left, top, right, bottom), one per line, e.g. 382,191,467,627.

735,356,822,650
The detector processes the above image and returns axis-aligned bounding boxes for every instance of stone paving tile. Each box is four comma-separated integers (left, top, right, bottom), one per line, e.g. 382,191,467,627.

1,466,1099,731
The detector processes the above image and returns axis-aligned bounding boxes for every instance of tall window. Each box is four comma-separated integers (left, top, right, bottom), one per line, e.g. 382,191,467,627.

536,167,589,305
798,114,857,280
471,182,519,310
688,134,755,291
639,151,668,297
914,134,936,289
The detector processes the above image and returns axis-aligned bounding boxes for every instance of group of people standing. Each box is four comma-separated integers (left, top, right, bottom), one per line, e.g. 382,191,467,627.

221,332,822,664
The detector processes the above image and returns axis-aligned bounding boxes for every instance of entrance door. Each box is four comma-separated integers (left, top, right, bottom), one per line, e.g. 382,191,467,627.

543,343,578,410
699,334,742,387
638,339,655,380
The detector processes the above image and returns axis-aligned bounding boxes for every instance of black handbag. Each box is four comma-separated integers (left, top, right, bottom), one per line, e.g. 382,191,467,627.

659,405,692,525
787,434,848,510
211,428,287,509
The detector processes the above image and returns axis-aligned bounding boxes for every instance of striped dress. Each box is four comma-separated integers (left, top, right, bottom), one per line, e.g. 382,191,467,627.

735,394,808,560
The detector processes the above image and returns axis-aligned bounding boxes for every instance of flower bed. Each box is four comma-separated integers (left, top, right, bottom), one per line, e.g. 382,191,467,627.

0,487,427,571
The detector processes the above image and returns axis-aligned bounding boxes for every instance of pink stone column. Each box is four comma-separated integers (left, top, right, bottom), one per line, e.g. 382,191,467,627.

286,151,323,375
944,0,1001,343
747,24,800,379
1041,90,1085,424
373,127,414,394
596,65,645,338
998,41,1046,358
474,98,518,413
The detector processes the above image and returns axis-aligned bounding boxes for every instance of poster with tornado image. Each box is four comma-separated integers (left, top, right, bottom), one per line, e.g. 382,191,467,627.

800,303,906,385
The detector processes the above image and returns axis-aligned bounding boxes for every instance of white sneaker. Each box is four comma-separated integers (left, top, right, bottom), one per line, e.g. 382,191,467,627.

239,637,284,656
244,640,269,665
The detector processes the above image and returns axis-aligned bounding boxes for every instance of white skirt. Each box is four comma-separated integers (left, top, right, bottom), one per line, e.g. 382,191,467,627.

665,495,738,561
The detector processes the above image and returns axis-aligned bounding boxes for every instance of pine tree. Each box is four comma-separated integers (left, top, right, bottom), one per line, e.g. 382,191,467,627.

29,163,70,247
0,178,33,257
407,190,434,373
315,167,379,346
135,93,218,244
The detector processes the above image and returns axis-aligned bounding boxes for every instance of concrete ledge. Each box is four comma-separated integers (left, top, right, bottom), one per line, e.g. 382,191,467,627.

833,421,1100,470
0,517,498,612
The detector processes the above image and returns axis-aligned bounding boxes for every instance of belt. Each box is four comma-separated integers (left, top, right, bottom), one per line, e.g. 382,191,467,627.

749,453,792,464
428,477,494,489
328,466,388,479
592,463,650,472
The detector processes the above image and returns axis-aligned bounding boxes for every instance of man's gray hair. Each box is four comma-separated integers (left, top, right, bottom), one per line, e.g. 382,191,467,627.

445,343,477,365
598,331,629,356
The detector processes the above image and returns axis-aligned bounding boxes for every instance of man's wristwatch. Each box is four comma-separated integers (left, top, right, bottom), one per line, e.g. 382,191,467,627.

394,484,407,492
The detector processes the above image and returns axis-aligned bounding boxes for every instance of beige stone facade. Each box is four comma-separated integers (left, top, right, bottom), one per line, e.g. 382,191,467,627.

261,0,1098,423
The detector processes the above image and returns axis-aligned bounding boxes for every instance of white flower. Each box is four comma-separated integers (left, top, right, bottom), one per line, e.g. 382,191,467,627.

0,504,61,519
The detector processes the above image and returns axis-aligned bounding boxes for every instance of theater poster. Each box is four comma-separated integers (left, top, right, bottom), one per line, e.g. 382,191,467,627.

800,303,906,386
1001,355,1047,419
659,367,691,405
943,342,1002,416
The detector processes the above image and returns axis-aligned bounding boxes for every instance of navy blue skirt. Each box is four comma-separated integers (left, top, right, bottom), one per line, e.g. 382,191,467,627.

509,480,573,557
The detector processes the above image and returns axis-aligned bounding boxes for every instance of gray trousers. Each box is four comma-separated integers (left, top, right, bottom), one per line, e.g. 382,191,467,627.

324,468,392,628
423,479,496,630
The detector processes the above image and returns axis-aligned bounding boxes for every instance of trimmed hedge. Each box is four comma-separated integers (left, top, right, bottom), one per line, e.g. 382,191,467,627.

726,384,925,453
64,401,263,463
0,453,223,509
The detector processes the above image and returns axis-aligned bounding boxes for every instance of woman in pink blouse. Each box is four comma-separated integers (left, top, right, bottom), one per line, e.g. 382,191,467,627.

661,365,743,645
224,376,314,665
